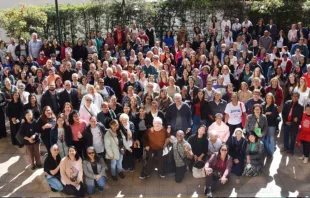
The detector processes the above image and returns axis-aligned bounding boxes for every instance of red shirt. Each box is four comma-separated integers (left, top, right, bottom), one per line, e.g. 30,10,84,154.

36,56,49,67
303,73,310,88
195,102,201,116
288,103,295,122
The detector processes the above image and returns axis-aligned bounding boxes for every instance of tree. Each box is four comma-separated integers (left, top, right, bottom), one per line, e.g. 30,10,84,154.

0,4,47,39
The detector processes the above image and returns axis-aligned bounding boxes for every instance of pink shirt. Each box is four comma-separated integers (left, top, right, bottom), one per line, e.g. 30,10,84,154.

208,121,230,143
70,120,87,141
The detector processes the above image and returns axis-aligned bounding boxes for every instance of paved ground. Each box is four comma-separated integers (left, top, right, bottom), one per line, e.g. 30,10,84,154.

0,131,310,198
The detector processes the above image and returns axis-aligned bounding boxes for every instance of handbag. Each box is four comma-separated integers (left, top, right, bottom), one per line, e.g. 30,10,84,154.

192,160,206,178
239,102,246,127
110,131,125,155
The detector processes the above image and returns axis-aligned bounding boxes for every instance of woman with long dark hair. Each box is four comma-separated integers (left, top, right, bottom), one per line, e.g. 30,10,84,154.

50,114,73,158
36,106,56,152
188,125,209,163
191,89,209,134
60,146,84,197
204,144,232,197
83,146,107,194
7,91,23,147
283,73,298,102
68,110,87,157
23,94,41,120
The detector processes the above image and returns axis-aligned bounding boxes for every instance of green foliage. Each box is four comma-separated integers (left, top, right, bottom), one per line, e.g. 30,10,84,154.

0,4,47,39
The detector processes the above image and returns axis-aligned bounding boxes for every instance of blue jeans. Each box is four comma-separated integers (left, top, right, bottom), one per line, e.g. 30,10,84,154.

86,176,105,194
264,126,276,155
192,115,207,135
110,154,123,176
46,174,63,191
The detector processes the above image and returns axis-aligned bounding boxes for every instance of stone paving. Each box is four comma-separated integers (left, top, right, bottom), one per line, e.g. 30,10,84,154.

0,132,310,198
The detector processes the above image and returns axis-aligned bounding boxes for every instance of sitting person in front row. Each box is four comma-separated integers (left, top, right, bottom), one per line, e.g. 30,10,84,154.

44,144,63,192
242,131,264,177
83,146,107,194
204,144,232,197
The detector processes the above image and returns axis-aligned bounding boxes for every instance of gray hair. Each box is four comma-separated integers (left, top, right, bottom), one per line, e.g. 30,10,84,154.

153,117,163,125
208,130,218,137
119,113,129,122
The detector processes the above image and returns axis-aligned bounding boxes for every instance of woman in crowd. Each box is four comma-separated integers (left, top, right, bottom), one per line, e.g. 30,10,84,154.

283,73,298,102
188,125,209,164
224,92,246,136
297,104,310,164
60,146,84,197
238,82,253,103
35,84,44,106
166,76,180,100
244,104,268,139
23,94,41,120
109,95,123,116
7,91,24,147
119,113,135,172
262,93,278,157
208,130,222,158
243,131,264,177
0,90,7,138
69,110,87,157
18,110,41,170
208,113,230,144
83,146,107,194
191,89,209,134
50,114,73,158
249,77,266,98
155,88,173,114
78,76,90,99
104,119,127,181
294,77,310,107
204,144,232,197
44,144,63,192
265,77,283,112
228,128,247,176
36,106,56,152
238,64,252,84
63,102,73,123
248,67,266,87
79,94,99,124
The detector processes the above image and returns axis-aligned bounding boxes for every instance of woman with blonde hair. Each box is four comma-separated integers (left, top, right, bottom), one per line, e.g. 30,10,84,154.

158,70,169,88
294,77,310,106
248,67,265,87
238,82,252,103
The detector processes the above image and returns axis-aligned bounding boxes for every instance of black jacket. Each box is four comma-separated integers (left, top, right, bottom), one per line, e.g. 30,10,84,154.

23,103,42,120
58,88,80,111
191,99,210,120
97,109,117,129
262,103,278,127
72,45,88,62
62,69,77,82
282,100,303,128
18,120,38,145
41,91,60,115
81,123,106,150
104,76,121,100
50,125,73,146
6,101,23,120
145,110,166,129
15,43,29,57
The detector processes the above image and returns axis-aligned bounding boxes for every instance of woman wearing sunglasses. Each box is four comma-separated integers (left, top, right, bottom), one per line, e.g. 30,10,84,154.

83,146,107,194
44,144,63,192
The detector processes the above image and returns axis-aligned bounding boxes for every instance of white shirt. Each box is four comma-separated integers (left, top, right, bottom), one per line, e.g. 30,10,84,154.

232,23,242,32
295,87,310,107
222,73,231,85
91,126,104,153
7,43,18,61
242,21,253,28
224,102,246,125
221,20,231,33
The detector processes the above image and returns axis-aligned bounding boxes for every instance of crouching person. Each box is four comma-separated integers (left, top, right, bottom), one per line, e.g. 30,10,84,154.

83,146,107,194
171,130,193,183
204,144,232,198
44,144,63,192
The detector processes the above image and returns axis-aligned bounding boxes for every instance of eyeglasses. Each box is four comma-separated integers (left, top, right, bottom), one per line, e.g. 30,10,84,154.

88,152,95,155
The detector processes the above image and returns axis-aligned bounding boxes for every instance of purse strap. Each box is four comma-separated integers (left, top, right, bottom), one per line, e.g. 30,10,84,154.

176,143,187,164
84,105,93,117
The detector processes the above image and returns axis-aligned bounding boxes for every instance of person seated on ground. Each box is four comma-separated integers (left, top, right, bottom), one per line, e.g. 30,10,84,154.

44,144,63,192
188,125,209,167
227,128,247,176
140,117,170,179
60,146,85,197
242,131,264,177
83,146,107,194
170,130,193,183
204,144,233,198
208,113,230,144
207,130,222,158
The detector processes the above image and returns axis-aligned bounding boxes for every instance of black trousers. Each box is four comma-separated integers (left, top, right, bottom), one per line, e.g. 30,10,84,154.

302,140,310,157
145,149,166,175
41,134,51,153
72,141,84,159
10,121,21,146
175,165,187,183
228,123,242,136
0,111,6,138
63,182,85,197
123,147,134,170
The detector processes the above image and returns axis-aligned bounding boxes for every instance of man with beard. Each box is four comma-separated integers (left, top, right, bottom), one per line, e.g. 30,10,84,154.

41,82,60,115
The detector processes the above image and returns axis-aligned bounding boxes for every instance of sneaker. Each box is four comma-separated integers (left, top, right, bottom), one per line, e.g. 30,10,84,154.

299,155,305,160
139,172,150,179
130,168,135,172
123,168,129,172
159,173,165,178
111,175,118,181
204,187,212,197
303,157,308,164
118,172,125,179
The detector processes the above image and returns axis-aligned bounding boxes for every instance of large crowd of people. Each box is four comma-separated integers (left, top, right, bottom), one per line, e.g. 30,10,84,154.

0,16,310,197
